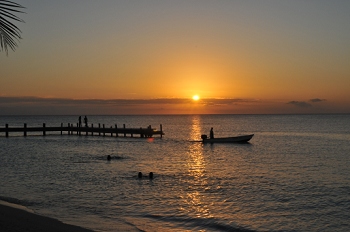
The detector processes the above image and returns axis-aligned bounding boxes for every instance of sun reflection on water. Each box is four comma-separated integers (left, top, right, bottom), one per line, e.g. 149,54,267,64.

182,115,212,218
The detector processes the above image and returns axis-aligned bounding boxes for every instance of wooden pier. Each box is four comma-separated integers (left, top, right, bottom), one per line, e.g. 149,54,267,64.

0,123,164,138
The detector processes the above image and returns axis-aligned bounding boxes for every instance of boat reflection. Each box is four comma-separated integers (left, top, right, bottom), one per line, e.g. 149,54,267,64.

182,115,211,218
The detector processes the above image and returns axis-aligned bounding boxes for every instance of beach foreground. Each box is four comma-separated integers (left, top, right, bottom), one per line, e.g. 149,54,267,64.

0,203,94,232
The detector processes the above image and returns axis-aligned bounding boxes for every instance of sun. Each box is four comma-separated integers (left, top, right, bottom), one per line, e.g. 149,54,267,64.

192,95,200,101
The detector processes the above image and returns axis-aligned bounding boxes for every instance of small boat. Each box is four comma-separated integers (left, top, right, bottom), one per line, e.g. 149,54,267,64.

201,134,254,143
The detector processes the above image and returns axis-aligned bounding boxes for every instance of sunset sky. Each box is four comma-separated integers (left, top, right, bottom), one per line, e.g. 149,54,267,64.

1,0,350,115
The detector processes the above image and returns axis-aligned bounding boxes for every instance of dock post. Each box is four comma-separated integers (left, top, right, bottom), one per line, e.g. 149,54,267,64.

91,124,94,136
103,124,105,136
43,123,46,136
76,123,78,135
123,124,126,137
68,123,70,135
140,127,143,138
5,124,9,137
99,123,101,136
61,123,63,135
115,124,118,137
160,124,163,138
86,124,88,136
24,123,27,137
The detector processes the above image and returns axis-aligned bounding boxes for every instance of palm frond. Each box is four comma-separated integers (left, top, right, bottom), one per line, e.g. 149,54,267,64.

0,0,25,55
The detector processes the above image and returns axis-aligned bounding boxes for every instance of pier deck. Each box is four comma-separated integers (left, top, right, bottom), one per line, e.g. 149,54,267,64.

0,123,164,138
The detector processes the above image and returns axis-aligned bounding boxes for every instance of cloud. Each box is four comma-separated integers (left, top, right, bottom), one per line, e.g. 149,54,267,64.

286,98,327,109
0,96,348,115
287,101,312,108
0,96,257,106
0,96,259,115
309,98,326,103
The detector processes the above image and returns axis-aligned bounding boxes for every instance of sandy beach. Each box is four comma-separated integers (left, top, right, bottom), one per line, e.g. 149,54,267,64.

0,203,94,232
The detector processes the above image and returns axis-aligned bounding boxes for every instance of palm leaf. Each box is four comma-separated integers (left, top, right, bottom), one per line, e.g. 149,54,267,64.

0,0,25,55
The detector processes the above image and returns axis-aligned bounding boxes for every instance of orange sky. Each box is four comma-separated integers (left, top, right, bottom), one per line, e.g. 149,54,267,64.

1,1,350,114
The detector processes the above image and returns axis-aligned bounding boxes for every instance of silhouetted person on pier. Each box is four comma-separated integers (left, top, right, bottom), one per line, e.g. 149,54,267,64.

78,116,82,127
84,116,88,127
107,155,111,161
210,127,214,139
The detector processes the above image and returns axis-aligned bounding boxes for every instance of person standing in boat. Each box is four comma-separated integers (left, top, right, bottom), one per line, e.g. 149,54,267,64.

210,127,214,139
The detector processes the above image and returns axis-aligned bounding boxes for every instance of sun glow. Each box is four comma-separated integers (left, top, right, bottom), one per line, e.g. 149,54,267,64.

192,95,200,101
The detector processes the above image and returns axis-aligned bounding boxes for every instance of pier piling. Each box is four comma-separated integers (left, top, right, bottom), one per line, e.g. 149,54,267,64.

24,123,27,137
6,124,9,137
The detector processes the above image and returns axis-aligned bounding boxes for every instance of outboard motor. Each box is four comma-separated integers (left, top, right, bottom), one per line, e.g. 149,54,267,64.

201,134,208,140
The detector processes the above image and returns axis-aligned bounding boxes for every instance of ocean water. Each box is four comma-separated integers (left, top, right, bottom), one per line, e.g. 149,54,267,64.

0,115,349,232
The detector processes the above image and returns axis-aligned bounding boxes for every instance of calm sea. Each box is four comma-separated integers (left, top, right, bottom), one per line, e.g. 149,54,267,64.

0,115,349,232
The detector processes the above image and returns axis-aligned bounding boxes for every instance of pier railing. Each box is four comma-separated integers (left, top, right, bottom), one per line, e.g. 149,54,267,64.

0,123,164,138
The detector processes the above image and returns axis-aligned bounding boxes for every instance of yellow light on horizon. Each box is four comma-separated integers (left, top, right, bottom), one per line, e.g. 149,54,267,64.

192,95,200,101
